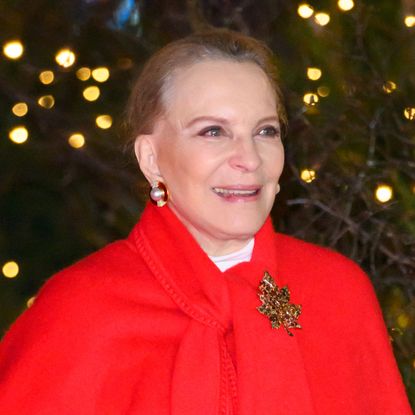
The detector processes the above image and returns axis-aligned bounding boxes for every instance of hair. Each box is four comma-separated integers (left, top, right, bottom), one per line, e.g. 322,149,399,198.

125,28,287,146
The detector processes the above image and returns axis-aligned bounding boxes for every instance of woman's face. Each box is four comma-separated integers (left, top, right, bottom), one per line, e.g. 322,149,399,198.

139,60,284,255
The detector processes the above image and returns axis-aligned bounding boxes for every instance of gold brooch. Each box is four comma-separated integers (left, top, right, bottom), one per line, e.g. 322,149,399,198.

257,271,302,336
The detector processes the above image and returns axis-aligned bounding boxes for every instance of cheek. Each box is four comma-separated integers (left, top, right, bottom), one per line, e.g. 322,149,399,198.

263,145,285,178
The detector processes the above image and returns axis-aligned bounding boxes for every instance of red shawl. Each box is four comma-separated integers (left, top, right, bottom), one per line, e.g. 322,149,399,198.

0,203,411,414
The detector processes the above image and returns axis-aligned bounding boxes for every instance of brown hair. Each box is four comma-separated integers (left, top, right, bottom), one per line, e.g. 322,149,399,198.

125,28,287,145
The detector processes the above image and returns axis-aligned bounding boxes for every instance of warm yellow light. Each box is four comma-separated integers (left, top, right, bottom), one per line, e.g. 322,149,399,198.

27,296,36,308
297,3,314,19
83,86,100,101
39,70,54,85
303,92,319,106
317,86,330,97
3,40,24,59
68,133,85,148
338,0,354,12
12,102,28,117
92,67,110,82
404,107,415,121
9,126,29,144
38,95,55,109
2,261,19,278
382,81,397,94
301,169,316,183
307,67,322,81
397,313,410,329
404,15,415,28
95,115,113,129
76,67,91,81
375,184,393,203
55,48,76,68
315,12,330,26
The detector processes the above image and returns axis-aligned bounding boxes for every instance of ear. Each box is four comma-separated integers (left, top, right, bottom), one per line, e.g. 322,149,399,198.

134,135,164,184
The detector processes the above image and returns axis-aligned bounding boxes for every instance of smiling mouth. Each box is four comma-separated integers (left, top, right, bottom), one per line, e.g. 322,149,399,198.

212,187,261,198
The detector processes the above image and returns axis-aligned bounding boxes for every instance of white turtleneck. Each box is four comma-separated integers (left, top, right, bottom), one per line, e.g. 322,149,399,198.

208,238,255,272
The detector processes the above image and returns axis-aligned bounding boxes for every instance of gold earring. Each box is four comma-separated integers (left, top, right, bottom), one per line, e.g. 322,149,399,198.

149,181,168,207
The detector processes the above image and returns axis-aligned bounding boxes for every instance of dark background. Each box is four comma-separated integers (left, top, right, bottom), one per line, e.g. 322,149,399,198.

0,0,414,406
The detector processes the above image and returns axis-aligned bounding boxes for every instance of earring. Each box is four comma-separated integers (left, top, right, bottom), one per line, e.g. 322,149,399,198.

275,183,281,195
149,181,168,207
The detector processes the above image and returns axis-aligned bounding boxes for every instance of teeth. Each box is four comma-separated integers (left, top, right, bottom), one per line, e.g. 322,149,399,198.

213,188,258,196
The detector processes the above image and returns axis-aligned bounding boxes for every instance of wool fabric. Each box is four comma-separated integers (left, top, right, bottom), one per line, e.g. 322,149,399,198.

0,203,412,414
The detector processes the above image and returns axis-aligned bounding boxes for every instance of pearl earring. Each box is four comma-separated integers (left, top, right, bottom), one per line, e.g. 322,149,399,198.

276,183,281,195
149,181,168,207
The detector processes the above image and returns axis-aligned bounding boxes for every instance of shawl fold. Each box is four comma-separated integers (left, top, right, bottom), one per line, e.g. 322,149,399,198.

0,203,412,414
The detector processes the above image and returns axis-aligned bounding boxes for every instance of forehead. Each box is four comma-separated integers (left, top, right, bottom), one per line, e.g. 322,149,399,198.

162,60,277,121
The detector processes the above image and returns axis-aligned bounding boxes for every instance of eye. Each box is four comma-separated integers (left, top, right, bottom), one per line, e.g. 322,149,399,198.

198,126,224,137
258,126,280,138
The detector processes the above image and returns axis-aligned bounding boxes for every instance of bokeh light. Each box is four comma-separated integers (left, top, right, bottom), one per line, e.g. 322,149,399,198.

338,0,354,12
301,168,317,183
92,67,110,82
39,70,54,85
315,12,330,26
55,48,76,68
3,40,24,59
375,184,393,203
27,296,36,308
9,126,29,144
404,107,415,120
2,261,19,278
404,15,415,28
38,95,55,109
12,102,28,117
297,4,314,19
303,92,319,106
382,81,397,94
307,67,322,81
95,115,113,129
68,133,85,148
317,86,330,97
83,86,100,101
76,67,91,81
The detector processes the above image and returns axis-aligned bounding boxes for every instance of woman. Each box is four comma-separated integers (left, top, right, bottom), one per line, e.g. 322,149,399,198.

0,29,411,414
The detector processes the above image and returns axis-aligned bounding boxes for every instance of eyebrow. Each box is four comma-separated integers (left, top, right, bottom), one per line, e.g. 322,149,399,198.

184,115,280,129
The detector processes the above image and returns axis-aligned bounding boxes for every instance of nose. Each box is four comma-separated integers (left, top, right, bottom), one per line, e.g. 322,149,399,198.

228,138,262,172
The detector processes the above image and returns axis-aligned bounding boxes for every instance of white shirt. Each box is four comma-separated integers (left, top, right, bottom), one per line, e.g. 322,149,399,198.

208,239,255,272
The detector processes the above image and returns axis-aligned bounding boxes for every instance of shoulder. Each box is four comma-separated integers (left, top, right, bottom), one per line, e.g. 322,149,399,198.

274,232,376,302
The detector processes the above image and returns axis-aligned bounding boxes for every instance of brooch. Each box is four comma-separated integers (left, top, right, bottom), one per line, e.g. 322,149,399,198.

257,271,302,336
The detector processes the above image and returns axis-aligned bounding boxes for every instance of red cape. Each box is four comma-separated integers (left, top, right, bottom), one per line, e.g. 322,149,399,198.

0,204,412,414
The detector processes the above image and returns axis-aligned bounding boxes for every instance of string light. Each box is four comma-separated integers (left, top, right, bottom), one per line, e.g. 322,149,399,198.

55,48,76,68
315,12,330,26
404,107,415,120
12,102,28,117
76,67,91,81
38,95,55,109
96,115,113,129
317,86,330,97
307,67,322,81
382,81,397,94
92,67,110,82
2,261,19,278
27,296,36,308
338,0,354,12
68,133,85,148
303,92,319,106
9,126,29,144
375,184,393,203
3,40,24,59
39,70,54,85
297,4,314,19
301,169,316,183
404,15,415,28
